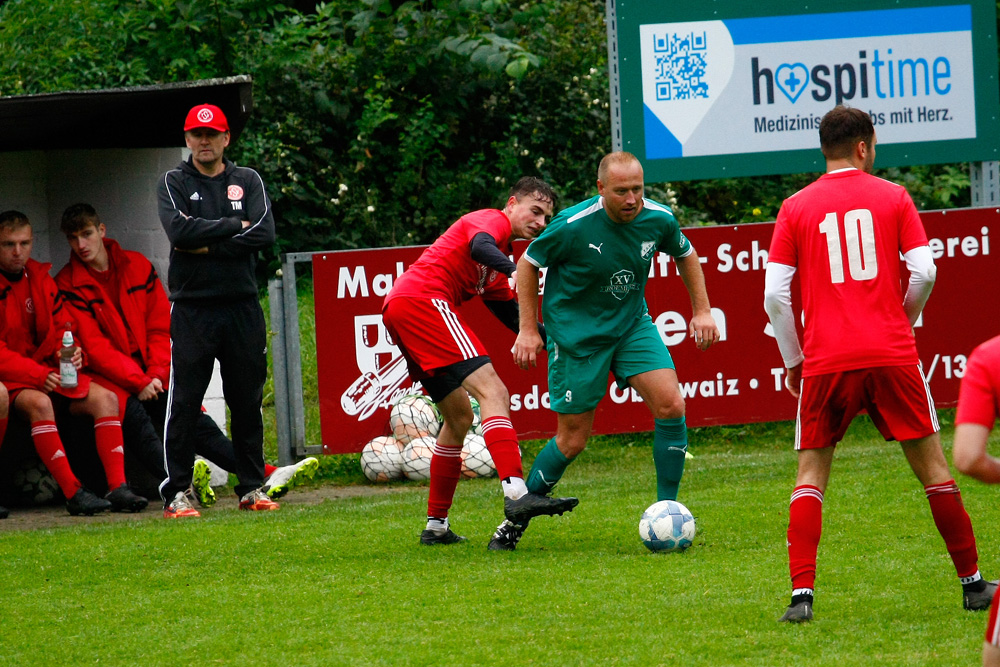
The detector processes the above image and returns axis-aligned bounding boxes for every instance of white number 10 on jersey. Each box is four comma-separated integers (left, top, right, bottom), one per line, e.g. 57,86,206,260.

819,209,878,284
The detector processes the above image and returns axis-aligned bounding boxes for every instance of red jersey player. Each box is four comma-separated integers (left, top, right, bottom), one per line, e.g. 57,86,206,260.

953,335,1000,666
0,210,145,516
382,177,578,545
764,105,994,622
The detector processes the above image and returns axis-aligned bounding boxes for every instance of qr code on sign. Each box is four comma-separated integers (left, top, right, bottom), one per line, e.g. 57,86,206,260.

652,32,708,101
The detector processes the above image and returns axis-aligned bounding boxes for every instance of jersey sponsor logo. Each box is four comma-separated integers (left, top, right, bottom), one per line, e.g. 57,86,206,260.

189,192,202,201
641,241,657,261
589,242,604,254
600,269,641,301
227,185,244,201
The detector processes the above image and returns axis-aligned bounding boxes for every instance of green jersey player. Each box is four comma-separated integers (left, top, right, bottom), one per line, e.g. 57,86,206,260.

488,151,720,551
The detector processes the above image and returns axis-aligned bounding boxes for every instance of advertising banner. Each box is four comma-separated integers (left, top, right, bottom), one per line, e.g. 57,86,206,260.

612,0,1000,181
314,208,998,454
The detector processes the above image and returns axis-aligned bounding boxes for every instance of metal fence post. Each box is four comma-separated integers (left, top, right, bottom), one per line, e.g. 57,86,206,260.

268,277,293,466
971,161,1000,207
281,253,308,458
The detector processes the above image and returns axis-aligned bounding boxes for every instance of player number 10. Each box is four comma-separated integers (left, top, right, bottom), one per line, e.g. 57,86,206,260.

819,209,878,284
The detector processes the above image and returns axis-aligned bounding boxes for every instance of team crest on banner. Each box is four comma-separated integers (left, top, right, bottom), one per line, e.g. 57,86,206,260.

340,314,411,420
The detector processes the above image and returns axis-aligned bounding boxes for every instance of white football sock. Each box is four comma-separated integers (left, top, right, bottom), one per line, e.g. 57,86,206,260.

502,477,528,500
426,517,449,533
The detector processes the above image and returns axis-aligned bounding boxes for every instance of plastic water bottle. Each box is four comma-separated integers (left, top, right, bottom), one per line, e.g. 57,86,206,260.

60,324,78,389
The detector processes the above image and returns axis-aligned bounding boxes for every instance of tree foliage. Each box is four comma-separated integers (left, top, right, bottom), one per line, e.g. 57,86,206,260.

0,0,982,264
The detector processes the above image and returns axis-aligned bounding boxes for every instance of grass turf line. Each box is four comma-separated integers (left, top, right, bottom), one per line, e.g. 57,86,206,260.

1,414,997,665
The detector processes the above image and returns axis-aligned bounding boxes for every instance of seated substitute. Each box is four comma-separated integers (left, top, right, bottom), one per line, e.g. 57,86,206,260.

0,210,145,515
56,202,318,516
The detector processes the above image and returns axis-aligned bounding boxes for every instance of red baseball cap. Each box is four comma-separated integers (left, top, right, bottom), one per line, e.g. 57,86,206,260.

184,104,229,132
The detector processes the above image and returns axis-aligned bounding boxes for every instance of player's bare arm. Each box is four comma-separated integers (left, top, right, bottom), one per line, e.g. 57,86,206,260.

675,251,720,351
784,363,803,399
512,255,543,369
953,423,1000,483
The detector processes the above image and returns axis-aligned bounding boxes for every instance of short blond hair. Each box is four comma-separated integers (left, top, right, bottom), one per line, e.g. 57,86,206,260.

598,151,641,182
0,210,30,234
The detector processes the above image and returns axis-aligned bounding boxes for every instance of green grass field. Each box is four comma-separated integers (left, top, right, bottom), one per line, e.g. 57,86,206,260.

2,413,998,666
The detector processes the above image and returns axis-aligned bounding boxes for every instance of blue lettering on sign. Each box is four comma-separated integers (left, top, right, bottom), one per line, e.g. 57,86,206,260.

727,5,969,106
752,50,954,106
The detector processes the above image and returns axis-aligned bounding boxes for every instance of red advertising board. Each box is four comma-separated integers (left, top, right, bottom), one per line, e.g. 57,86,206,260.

314,208,998,454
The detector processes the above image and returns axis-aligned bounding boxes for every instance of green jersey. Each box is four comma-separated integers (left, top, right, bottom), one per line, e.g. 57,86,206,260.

523,195,692,356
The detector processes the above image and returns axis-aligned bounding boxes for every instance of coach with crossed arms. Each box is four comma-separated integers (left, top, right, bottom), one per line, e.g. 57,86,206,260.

156,104,278,517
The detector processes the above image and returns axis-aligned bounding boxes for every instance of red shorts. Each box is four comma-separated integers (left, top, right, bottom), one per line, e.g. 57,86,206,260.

795,364,939,450
8,374,91,405
986,587,1000,644
382,297,488,382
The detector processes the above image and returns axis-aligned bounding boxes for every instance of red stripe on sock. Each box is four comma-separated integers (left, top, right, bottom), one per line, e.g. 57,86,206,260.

481,416,523,480
427,443,463,518
926,479,979,579
94,416,126,489
788,484,824,590
31,421,81,498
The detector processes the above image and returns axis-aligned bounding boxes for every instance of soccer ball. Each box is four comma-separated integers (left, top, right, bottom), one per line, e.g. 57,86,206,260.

360,436,404,482
460,433,495,479
10,457,62,506
639,500,696,552
390,394,441,444
401,436,436,481
468,395,483,435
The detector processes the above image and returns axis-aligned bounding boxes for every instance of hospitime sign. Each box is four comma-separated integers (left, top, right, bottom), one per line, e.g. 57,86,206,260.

607,0,1000,181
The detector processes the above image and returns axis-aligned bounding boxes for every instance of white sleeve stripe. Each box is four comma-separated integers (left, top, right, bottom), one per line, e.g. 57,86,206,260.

234,168,270,237
163,170,182,213
521,251,542,268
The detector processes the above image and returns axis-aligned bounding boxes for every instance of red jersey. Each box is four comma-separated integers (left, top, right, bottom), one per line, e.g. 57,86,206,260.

956,335,1000,429
768,169,928,376
385,209,515,306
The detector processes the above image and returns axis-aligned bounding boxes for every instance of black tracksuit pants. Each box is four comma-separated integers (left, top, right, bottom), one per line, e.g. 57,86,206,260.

159,297,267,503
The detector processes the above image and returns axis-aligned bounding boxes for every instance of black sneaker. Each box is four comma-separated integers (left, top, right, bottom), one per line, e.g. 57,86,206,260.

488,519,528,551
420,528,467,545
0,505,8,519
504,493,579,524
105,484,149,513
778,601,813,623
66,488,112,516
964,580,998,611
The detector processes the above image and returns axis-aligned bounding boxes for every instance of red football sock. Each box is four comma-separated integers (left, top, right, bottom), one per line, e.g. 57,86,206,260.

94,416,127,490
31,421,81,499
265,464,277,477
427,442,463,519
925,480,979,578
481,416,523,480
788,485,824,590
